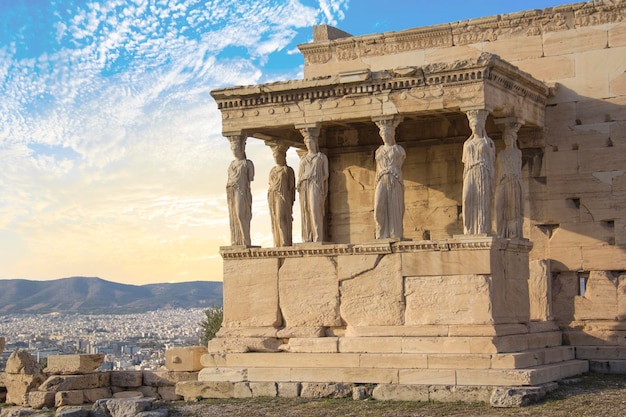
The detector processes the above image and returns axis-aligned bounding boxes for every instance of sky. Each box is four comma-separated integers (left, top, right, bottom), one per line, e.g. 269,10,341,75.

0,0,570,285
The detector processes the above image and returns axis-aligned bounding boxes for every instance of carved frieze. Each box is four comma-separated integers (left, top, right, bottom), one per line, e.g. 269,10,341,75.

299,1,626,64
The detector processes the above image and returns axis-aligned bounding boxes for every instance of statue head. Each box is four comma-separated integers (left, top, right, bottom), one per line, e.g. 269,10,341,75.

269,142,288,166
300,128,319,154
467,109,488,138
228,135,246,160
378,120,397,146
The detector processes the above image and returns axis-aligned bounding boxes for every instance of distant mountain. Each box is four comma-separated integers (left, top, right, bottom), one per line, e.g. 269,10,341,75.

0,277,223,314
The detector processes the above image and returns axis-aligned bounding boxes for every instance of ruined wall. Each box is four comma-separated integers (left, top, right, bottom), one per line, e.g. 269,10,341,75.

302,1,626,338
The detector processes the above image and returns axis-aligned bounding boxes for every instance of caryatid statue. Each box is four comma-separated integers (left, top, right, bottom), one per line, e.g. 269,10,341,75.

462,109,495,235
226,134,254,246
374,116,406,239
495,120,524,239
267,142,296,247
297,126,328,243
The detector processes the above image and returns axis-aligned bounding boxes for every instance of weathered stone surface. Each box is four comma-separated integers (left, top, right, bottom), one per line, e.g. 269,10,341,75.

165,346,207,372
102,398,155,417
529,259,552,321
277,382,300,398
157,386,181,401
5,374,46,406
249,382,277,397
207,337,281,353
55,390,84,407
339,253,405,326
5,351,41,375
300,383,352,398
175,381,235,400
27,390,55,409
142,371,198,387
405,275,494,325
278,256,341,327
232,382,252,398
197,367,247,383
429,385,492,403
112,391,143,399
352,385,373,400
574,270,618,321
39,373,110,392
135,410,169,417
372,384,429,401
490,384,555,407
45,354,104,375
55,406,89,417
0,337,5,355
223,258,281,328
82,387,112,403
110,371,142,388
137,386,158,398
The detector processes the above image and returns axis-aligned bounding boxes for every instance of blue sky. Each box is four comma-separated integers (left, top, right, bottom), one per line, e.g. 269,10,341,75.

0,0,569,284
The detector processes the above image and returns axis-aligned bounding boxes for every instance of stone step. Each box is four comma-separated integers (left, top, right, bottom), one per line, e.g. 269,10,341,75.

575,345,626,360
202,346,575,371
588,360,626,374
197,359,588,386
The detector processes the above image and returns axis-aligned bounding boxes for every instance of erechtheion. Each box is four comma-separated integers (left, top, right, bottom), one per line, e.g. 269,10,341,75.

180,0,626,404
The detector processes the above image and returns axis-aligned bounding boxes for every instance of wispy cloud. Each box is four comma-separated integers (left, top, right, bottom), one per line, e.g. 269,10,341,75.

0,0,347,283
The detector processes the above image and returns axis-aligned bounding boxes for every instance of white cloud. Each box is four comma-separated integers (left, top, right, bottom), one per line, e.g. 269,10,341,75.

0,0,348,283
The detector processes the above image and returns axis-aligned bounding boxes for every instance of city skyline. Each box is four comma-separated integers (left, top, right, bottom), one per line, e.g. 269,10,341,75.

1,0,567,285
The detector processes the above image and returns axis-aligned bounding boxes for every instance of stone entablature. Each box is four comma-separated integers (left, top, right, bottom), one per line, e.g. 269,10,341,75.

299,1,625,67
212,53,548,140
220,236,533,259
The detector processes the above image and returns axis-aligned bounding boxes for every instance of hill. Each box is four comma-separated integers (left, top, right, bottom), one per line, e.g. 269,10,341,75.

0,277,223,314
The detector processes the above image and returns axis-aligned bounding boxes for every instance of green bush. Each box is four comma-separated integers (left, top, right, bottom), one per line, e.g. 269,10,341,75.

199,306,223,346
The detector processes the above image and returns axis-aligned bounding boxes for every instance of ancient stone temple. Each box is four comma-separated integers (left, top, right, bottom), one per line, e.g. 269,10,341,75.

180,0,626,404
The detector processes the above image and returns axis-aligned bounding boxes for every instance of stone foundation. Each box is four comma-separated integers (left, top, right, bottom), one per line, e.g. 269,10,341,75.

191,238,589,405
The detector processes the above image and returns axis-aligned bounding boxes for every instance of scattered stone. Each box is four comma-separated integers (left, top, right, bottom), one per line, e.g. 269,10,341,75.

82,387,112,403
352,385,373,400
112,391,143,399
45,354,105,375
54,406,89,417
55,390,84,407
277,382,300,398
5,373,46,406
27,390,55,409
165,347,206,372
156,386,181,401
135,410,169,417
300,383,353,399
40,373,110,392
5,351,41,376
372,384,429,402
104,398,155,417
110,371,142,388
490,386,549,407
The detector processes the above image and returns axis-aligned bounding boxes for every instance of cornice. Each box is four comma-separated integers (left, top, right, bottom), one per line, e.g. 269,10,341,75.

298,1,625,63
211,53,548,114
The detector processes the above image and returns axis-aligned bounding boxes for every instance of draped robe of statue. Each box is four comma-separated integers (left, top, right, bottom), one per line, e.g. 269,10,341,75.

226,158,254,246
495,139,523,238
298,152,328,242
268,164,295,246
462,130,495,235
374,143,406,239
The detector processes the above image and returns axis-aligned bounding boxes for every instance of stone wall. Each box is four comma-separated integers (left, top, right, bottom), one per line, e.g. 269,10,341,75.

301,0,626,340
